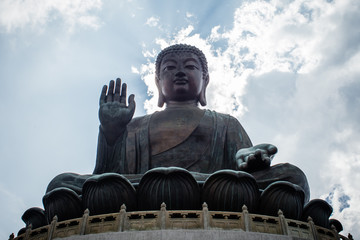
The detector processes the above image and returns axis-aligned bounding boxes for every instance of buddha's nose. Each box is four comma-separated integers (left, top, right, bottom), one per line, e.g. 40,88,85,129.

175,71,186,77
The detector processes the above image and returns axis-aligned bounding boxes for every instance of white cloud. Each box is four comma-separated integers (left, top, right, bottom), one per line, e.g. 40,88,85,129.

145,16,160,27
138,25,250,118
0,0,103,33
135,0,360,236
131,66,140,74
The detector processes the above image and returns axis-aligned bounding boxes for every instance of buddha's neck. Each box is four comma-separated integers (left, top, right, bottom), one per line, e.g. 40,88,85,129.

165,100,199,109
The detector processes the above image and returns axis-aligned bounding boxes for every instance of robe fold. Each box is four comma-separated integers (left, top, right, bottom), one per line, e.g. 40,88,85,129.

49,109,309,202
94,110,253,175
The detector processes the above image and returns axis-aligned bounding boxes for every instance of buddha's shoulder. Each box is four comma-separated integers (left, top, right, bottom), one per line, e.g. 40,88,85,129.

127,114,154,129
204,110,238,122
126,110,240,129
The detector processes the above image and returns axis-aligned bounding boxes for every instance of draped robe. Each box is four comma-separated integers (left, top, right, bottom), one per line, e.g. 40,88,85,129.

48,109,309,202
94,110,252,175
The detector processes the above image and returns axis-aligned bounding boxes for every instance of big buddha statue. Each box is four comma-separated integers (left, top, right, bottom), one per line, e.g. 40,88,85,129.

41,44,312,225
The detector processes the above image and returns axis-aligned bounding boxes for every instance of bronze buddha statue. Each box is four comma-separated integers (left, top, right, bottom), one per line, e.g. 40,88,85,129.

44,44,310,222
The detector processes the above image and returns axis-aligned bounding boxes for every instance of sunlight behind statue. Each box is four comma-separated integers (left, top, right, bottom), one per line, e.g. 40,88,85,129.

45,44,309,221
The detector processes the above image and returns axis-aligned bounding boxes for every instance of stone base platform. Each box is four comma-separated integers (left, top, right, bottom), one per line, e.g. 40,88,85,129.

58,229,306,240
15,205,344,240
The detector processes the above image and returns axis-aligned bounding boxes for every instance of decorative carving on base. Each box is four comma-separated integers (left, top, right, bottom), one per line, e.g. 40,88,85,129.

258,181,305,220
301,199,333,228
82,173,137,215
329,218,343,233
202,170,260,212
137,167,201,210
13,204,348,240
21,207,47,229
42,187,82,223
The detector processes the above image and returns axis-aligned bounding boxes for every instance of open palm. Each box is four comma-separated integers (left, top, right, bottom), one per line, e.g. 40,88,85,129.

99,78,135,133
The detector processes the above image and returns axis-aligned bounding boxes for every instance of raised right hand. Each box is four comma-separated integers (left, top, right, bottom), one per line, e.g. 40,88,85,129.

99,78,135,135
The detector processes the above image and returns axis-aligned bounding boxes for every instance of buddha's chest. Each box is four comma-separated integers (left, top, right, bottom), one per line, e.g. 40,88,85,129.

149,108,206,156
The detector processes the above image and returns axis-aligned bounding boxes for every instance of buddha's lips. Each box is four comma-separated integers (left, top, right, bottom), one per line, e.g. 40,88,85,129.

173,79,188,84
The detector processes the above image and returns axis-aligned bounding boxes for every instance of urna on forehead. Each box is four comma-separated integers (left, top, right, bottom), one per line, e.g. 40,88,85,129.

155,44,209,78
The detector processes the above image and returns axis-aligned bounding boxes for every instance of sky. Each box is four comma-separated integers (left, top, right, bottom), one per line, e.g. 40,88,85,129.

0,0,359,238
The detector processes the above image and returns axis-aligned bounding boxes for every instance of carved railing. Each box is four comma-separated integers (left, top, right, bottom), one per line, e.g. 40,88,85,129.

13,203,347,240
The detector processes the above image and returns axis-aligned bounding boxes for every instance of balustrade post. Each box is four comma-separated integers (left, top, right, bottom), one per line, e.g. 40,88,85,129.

118,204,127,232
160,202,167,229
242,205,251,232
47,215,58,240
307,216,319,240
202,202,210,229
80,209,90,235
278,210,290,235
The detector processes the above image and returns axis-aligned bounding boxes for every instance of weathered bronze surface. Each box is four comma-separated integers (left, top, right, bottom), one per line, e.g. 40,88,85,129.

82,173,137,215
42,187,82,223
258,181,305,220
45,44,310,218
202,170,260,212
137,167,201,210
301,199,333,228
17,44,343,238
21,207,47,230
56,45,306,187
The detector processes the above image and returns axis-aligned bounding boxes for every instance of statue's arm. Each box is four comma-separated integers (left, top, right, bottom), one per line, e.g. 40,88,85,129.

93,78,135,174
224,116,252,169
93,127,127,174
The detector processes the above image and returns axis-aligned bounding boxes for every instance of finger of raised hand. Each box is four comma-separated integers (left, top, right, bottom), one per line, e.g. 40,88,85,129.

120,83,127,104
100,85,108,105
108,80,115,101
114,78,121,102
128,94,136,113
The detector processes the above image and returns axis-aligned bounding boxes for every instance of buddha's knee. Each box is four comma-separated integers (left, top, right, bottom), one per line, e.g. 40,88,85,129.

252,163,310,203
46,172,91,194
278,163,309,192
277,163,310,203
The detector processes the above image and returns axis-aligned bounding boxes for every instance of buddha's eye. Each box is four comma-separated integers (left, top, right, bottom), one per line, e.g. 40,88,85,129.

163,66,176,71
185,65,198,70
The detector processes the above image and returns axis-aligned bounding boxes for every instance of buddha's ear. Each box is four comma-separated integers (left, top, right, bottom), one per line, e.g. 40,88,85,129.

199,74,209,106
156,77,165,107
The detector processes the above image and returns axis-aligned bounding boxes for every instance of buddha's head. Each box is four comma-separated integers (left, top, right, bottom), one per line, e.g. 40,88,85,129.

155,44,209,107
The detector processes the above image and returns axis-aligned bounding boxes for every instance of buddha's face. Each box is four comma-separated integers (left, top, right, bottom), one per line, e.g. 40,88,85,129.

157,52,207,104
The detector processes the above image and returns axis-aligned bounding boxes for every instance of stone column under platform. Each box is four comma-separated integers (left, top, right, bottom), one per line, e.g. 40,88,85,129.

57,229,308,240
